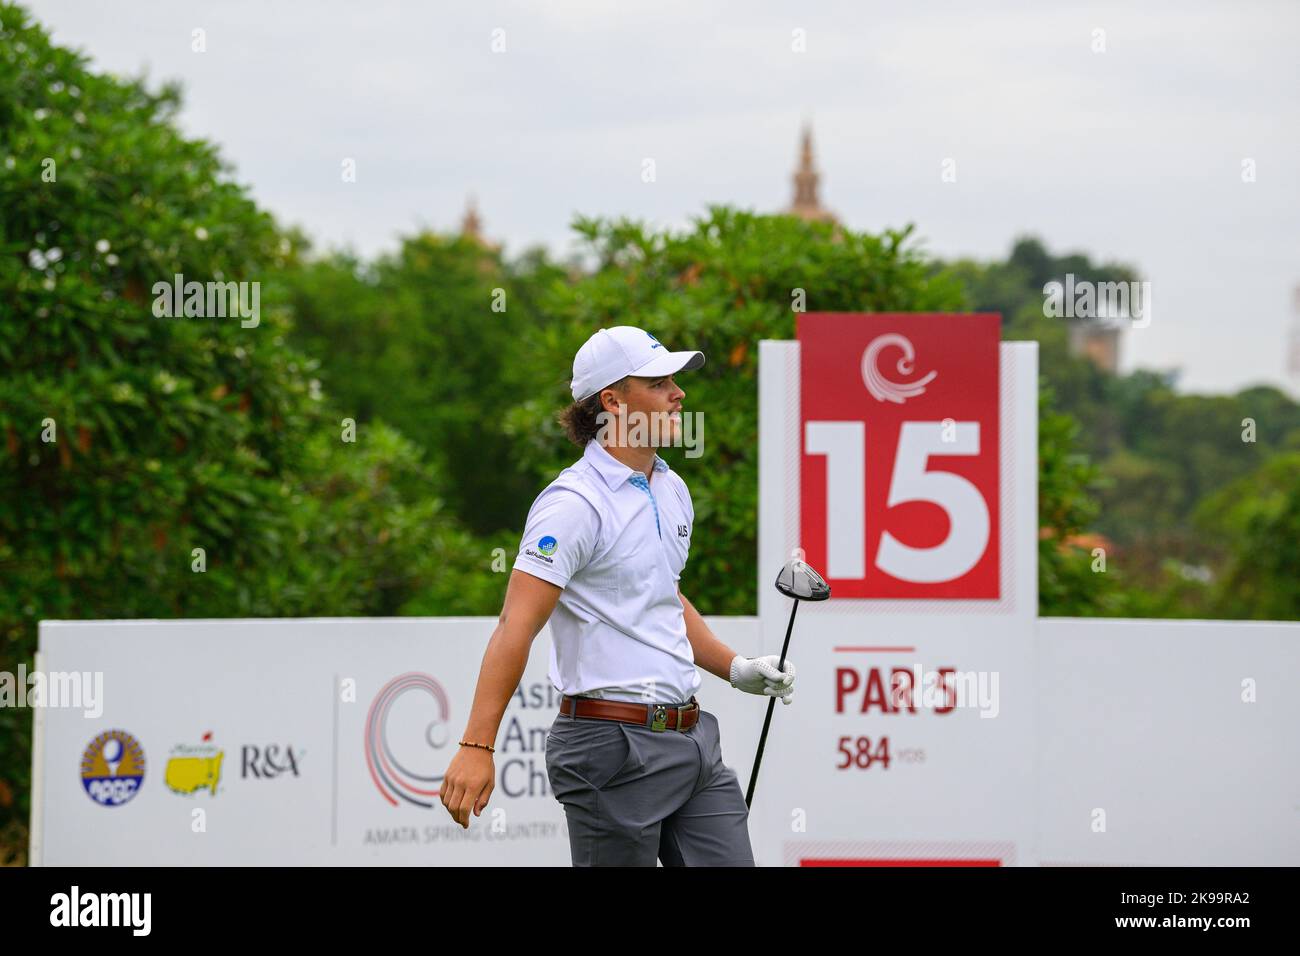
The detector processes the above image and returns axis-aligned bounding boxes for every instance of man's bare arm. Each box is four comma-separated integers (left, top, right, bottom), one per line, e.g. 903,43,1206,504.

440,568,561,828
461,569,562,744
679,587,738,684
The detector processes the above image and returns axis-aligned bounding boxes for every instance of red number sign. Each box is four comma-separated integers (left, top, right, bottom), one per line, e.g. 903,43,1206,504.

798,313,1001,599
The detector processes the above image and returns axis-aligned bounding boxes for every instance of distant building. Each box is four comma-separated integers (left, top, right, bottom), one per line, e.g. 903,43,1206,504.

459,195,499,251
785,124,838,224
1061,287,1129,374
1068,320,1121,373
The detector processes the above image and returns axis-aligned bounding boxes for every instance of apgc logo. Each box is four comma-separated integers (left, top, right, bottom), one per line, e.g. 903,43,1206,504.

81,730,146,807
365,673,452,808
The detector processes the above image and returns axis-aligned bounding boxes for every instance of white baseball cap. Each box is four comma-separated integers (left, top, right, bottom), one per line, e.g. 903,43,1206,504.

570,326,705,401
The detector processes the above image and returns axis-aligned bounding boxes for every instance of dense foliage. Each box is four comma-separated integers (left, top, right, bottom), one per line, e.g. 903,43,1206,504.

2,3,1295,864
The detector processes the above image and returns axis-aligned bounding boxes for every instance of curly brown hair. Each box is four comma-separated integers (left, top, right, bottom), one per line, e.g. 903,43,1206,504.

558,376,630,446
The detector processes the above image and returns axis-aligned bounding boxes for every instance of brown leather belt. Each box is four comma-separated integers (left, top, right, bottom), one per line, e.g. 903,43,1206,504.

559,694,700,732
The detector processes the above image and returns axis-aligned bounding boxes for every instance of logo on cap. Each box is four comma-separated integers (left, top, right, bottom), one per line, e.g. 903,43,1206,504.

646,331,664,350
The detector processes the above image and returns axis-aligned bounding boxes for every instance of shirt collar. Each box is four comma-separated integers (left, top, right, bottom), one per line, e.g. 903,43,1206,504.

585,439,668,490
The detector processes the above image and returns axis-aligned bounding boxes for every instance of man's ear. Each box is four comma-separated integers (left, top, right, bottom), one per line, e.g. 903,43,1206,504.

601,380,631,415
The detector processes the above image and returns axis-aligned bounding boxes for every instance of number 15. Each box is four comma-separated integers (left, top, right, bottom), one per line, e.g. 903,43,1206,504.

805,420,990,584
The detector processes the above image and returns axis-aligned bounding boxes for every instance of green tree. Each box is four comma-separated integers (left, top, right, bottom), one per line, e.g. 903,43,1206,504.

501,208,1026,614
1036,384,1125,615
284,235,569,536
944,237,1300,614
0,3,479,861
1197,452,1300,620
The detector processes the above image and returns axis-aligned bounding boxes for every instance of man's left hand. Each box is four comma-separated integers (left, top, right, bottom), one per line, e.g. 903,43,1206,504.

729,654,796,704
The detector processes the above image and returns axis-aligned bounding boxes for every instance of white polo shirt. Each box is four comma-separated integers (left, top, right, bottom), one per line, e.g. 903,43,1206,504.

512,438,701,705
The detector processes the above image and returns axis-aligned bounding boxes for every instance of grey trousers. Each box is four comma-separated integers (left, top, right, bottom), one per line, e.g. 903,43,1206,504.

545,704,756,866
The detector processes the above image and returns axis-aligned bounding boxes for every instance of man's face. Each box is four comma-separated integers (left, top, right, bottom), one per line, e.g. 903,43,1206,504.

599,374,686,447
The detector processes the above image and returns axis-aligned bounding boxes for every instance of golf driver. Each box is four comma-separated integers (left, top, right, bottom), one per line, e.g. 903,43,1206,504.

745,557,831,808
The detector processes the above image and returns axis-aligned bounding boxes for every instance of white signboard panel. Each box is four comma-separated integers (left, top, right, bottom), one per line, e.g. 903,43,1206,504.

31,616,761,866
755,337,1039,866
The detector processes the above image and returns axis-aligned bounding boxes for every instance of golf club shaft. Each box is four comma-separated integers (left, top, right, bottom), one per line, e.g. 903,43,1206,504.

745,597,798,808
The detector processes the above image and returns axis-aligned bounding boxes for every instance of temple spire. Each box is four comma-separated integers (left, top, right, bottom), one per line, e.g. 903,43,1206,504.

460,195,484,242
786,123,837,223
458,195,499,252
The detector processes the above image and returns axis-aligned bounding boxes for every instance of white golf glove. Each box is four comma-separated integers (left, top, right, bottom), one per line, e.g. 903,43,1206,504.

730,654,796,705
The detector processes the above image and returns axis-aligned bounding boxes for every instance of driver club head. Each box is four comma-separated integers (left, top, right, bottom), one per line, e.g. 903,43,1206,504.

774,559,831,601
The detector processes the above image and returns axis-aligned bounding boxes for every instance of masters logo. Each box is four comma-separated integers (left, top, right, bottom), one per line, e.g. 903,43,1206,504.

165,731,224,796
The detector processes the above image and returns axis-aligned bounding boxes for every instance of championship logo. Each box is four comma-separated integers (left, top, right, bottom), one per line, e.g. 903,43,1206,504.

365,672,451,808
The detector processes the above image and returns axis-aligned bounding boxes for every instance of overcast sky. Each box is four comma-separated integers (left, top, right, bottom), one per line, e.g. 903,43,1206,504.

24,0,1300,395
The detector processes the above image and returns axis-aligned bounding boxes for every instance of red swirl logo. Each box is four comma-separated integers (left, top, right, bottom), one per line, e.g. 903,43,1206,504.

365,673,451,808
861,333,937,404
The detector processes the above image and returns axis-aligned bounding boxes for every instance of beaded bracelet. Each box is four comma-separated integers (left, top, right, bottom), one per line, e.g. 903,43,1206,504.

459,740,495,753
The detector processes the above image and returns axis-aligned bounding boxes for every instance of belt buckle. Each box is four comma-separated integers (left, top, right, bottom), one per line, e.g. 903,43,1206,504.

650,704,668,732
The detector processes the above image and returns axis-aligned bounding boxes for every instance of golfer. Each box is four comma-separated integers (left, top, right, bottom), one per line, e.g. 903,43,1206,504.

440,325,796,866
